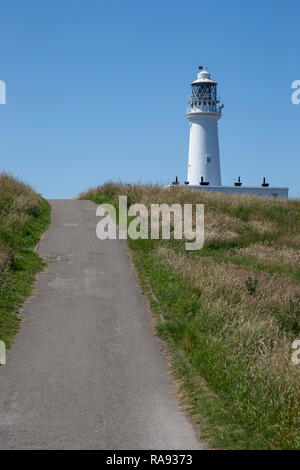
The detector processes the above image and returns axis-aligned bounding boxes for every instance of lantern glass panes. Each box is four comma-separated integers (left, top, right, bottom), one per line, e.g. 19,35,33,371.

190,83,217,102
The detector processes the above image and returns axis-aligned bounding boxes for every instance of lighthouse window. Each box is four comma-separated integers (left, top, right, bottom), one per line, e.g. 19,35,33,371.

207,156,211,163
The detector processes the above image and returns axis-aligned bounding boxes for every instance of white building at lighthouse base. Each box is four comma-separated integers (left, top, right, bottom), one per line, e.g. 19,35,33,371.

187,185,289,199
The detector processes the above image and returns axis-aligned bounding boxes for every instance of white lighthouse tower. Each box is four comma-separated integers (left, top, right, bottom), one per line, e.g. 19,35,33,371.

179,66,288,198
187,67,223,186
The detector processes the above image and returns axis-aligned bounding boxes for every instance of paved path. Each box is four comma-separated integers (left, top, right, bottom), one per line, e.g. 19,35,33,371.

0,200,203,449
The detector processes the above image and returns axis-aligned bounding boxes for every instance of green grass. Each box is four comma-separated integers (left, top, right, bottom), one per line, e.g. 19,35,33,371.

80,182,300,450
0,173,51,349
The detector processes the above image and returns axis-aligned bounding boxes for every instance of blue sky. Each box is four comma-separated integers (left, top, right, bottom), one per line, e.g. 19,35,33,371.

0,0,299,198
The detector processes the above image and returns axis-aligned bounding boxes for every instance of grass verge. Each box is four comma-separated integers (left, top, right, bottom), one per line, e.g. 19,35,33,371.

80,182,300,450
0,173,51,349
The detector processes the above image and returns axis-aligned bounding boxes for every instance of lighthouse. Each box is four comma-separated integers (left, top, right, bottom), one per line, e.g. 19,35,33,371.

187,67,223,186
176,66,288,198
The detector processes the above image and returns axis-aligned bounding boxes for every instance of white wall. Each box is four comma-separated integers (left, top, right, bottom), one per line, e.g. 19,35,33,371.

187,114,221,186
188,185,289,199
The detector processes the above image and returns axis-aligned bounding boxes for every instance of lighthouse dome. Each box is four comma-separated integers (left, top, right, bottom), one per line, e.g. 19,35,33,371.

198,70,211,80
191,69,216,85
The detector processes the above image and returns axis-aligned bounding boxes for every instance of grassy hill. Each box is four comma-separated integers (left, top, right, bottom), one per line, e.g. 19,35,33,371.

0,173,50,349
81,183,300,450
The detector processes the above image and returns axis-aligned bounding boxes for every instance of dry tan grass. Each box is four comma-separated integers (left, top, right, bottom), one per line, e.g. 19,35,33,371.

83,182,298,210
0,173,41,218
233,243,300,269
0,244,12,275
204,212,242,243
5,212,31,227
156,245,300,404
249,219,277,235
277,235,300,249
82,182,300,246
157,246,300,314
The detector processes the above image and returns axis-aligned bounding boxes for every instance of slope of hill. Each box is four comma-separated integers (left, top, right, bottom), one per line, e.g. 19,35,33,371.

81,183,300,450
0,173,50,349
